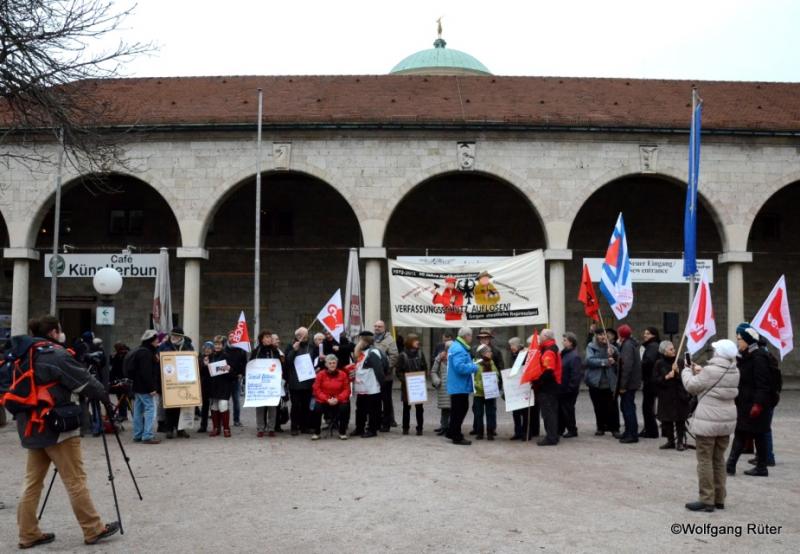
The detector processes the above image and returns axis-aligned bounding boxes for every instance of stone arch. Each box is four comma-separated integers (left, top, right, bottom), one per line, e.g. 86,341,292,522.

26,171,183,248
567,169,729,252
742,170,800,248
382,166,549,247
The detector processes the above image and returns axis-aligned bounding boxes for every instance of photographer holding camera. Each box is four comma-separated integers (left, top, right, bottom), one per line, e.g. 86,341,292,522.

5,315,119,548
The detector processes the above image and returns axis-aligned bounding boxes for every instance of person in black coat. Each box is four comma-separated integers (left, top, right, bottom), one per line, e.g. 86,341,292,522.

197,341,214,433
558,332,583,438
207,335,237,437
130,330,162,444
251,330,284,437
639,327,661,438
284,327,319,435
652,341,690,450
158,326,195,439
727,323,775,476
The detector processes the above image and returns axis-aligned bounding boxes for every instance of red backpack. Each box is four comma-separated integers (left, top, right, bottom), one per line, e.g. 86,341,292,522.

0,341,60,436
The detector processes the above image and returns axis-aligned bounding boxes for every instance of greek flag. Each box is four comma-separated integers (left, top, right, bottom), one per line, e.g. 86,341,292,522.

600,213,633,320
683,96,703,277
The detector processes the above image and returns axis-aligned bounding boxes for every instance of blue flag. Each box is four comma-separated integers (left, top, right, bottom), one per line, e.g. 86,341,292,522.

683,98,702,277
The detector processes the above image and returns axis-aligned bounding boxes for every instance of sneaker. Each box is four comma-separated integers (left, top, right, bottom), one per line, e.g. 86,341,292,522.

339,434,348,440
84,522,120,545
311,434,321,441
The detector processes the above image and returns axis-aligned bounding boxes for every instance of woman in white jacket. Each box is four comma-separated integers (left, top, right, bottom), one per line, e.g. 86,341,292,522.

681,339,740,513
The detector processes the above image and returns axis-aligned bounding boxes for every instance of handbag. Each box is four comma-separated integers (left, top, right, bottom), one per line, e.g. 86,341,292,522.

45,403,83,433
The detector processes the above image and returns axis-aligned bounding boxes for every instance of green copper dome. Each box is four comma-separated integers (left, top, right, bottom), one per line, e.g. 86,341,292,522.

390,38,491,76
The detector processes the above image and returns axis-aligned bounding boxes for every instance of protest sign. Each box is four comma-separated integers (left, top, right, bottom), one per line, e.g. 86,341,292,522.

405,371,428,405
243,359,283,408
294,353,317,382
482,372,501,400
388,250,548,327
501,368,533,412
208,359,229,377
160,351,201,408
508,350,526,377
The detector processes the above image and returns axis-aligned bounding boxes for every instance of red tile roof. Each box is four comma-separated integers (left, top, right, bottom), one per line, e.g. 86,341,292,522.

9,75,800,131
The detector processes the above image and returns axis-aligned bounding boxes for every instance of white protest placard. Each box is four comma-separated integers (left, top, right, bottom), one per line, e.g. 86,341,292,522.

508,350,526,377
405,371,428,405
482,372,501,399
176,356,197,383
294,353,317,382
243,359,283,408
501,369,534,412
208,359,229,377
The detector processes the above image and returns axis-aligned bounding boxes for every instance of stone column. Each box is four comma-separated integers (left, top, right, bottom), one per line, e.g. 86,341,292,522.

177,248,208,344
4,248,40,336
545,249,573,339
360,247,386,327
718,251,752,339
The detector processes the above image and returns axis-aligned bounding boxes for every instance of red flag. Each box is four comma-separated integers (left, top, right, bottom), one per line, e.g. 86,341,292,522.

519,330,542,385
230,311,251,352
578,264,600,321
753,275,793,360
683,273,715,355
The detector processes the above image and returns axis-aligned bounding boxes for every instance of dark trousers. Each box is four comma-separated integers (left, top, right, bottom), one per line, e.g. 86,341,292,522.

471,396,497,435
558,391,579,435
380,380,395,427
729,429,769,470
311,402,351,435
439,408,451,430
620,390,639,439
165,407,181,432
355,393,381,433
449,393,470,442
512,405,539,438
589,387,619,432
538,389,559,443
289,389,312,432
641,385,659,437
199,382,210,431
661,420,686,443
402,402,424,431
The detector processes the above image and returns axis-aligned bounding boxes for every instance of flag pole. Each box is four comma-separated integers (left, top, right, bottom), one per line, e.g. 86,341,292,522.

49,128,65,315
254,89,264,338
687,88,698,317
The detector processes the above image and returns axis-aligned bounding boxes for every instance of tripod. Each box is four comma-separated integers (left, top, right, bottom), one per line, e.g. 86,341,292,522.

38,402,143,534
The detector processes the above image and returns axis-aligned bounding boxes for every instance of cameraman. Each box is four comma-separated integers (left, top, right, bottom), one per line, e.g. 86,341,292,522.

12,315,119,548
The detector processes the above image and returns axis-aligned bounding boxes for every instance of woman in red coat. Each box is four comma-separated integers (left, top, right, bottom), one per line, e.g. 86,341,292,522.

311,354,351,440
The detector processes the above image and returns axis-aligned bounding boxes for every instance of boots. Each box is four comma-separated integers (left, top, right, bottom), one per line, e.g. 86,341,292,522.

209,411,220,437
222,411,231,437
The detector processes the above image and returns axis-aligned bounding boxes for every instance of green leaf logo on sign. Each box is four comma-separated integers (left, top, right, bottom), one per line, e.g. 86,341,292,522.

49,255,65,276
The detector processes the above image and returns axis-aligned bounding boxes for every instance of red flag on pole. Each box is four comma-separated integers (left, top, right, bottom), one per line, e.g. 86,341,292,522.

752,275,793,360
578,264,600,321
230,311,251,352
683,273,716,355
519,330,542,385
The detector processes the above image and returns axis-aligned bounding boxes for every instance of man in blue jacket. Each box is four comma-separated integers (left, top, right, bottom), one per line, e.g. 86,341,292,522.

447,327,478,445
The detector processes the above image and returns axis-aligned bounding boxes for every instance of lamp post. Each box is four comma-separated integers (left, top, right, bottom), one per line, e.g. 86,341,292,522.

92,267,124,365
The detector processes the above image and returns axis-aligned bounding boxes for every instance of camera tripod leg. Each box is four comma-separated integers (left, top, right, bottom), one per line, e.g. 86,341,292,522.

37,468,58,520
99,406,124,535
112,425,143,500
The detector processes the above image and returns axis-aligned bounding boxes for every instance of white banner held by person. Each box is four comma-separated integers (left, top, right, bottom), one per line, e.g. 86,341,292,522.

501,368,533,412
243,359,283,407
388,250,548,328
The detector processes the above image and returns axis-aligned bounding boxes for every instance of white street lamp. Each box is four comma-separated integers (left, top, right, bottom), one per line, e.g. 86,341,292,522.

93,267,123,296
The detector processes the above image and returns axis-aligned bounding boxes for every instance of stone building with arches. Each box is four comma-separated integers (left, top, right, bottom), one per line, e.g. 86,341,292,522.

2,39,799,373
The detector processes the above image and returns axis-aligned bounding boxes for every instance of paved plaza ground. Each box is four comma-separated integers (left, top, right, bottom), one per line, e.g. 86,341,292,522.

1,391,798,553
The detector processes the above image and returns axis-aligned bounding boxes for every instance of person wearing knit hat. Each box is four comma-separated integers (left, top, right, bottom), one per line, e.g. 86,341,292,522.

616,324,641,444
727,323,776,477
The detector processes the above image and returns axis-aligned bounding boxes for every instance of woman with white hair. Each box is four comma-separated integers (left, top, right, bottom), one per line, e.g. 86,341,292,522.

653,340,690,450
681,339,740,512
447,327,479,445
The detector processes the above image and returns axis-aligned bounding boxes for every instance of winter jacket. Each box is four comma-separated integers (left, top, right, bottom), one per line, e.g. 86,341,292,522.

618,338,642,391
560,347,583,394
356,346,386,393
285,340,318,391
430,354,451,409
640,338,660,390
313,369,351,404
224,345,247,377
653,355,690,422
473,358,502,398
207,350,237,400
374,333,399,379
585,340,618,391
159,337,195,353
251,344,283,362
9,336,106,449
446,338,478,395
682,356,739,437
396,349,429,404
131,343,161,395
321,337,355,368
735,345,774,433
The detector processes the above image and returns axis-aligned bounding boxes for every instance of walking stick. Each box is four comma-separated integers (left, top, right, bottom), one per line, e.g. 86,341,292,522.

37,468,58,520
97,402,124,534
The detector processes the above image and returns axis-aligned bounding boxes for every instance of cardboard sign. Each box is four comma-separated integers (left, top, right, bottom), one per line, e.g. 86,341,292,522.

482,372,501,400
160,351,202,408
501,368,534,412
405,371,428,405
243,359,283,408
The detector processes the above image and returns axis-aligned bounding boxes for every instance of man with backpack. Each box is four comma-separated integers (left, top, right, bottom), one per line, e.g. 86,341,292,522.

2,315,120,548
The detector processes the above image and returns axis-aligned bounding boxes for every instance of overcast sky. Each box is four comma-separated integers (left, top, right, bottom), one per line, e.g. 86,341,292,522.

108,0,799,81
